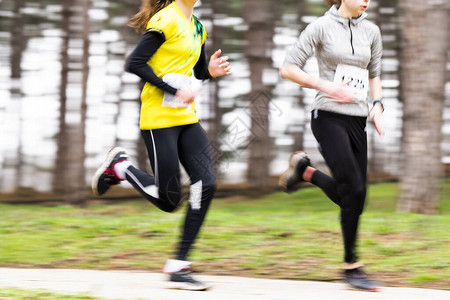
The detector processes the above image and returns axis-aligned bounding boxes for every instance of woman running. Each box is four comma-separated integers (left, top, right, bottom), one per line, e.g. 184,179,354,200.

279,0,383,291
92,0,231,291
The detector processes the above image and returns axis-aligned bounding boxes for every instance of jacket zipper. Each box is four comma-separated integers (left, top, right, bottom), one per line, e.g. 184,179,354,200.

348,19,355,55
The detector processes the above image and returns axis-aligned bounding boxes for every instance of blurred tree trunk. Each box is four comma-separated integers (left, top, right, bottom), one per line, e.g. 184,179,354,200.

245,0,274,193
124,0,150,173
206,0,227,178
292,0,306,153
9,0,26,188
397,0,449,214
53,0,90,205
10,0,25,79
53,0,71,198
370,0,400,180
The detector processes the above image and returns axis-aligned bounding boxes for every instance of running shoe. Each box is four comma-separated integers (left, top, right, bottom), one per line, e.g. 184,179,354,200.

167,269,210,291
91,147,128,196
278,151,311,193
344,268,380,291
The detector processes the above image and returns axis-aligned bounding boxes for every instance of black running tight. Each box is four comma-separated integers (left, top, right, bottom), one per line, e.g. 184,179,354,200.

124,122,216,261
310,110,367,264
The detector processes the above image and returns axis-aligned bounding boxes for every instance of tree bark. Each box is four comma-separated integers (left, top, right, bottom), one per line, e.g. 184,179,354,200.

9,0,26,188
203,0,227,178
53,0,90,205
398,0,449,214
244,0,274,193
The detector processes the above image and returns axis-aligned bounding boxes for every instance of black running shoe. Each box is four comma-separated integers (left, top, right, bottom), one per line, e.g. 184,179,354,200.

167,269,210,291
91,147,128,196
344,268,380,291
279,151,311,193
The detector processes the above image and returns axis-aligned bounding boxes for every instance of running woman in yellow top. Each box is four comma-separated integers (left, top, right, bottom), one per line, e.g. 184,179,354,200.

92,0,231,290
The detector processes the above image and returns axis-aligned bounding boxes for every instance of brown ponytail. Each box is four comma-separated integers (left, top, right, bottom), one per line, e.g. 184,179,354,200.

129,0,173,33
326,0,341,8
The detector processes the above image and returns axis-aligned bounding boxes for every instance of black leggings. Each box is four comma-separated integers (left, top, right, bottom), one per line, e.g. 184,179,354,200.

124,122,216,261
310,110,367,264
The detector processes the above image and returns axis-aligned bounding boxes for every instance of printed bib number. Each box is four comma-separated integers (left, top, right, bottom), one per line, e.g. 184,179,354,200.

334,64,369,102
162,73,192,108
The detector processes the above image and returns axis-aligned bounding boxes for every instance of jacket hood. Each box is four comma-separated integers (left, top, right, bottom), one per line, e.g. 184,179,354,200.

325,4,367,26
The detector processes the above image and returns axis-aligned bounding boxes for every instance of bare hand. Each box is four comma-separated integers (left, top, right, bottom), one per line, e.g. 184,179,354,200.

370,102,384,136
208,49,232,78
175,89,196,105
318,81,354,103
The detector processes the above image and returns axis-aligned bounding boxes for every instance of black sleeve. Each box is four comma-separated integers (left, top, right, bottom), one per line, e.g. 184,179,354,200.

193,43,212,80
126,30,178,95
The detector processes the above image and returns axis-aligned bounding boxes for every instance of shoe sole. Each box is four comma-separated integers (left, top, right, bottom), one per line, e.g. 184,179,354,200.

345,277,381,292
166,281,210,291
279,168,299,193
347,285,380,292
279,151,309,193
91,147,127,196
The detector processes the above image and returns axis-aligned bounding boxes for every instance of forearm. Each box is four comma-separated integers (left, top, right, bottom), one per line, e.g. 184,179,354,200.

369,76,382,100
280,64,335,95
368,76,384,135
369,77,382,101
369,76,383,111
279,64,318,88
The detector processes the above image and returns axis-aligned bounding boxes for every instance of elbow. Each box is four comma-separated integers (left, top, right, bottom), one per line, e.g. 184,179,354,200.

125,57,140,75
279,66,288,79
125,61,135,74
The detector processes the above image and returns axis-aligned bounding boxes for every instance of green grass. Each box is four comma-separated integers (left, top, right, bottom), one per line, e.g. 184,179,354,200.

0,181,449,290
0,287,111,299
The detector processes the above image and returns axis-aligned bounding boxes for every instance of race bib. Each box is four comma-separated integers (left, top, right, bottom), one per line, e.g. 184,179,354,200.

162,73,192,108
334,64,369,102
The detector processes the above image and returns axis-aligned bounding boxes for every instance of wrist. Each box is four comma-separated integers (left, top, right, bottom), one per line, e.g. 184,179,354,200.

207,66,214,79
372,99,384,112
313,78,325,92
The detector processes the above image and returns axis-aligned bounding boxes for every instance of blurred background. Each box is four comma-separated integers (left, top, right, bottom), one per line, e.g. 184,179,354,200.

0,0,448,211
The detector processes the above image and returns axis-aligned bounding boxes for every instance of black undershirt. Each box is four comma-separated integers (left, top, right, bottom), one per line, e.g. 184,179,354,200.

126,30,212,95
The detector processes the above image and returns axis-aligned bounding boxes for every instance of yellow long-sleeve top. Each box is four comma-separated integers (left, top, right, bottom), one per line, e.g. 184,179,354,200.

139,2,207,129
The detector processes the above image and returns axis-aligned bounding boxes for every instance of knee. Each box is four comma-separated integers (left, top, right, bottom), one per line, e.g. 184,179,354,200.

203,182,216,205
202,174,217,198
160,190,182,213
160,204,178,213
203,180,216,195
354,187,366,215
193,175,216,198
188,180,216,211
338,182,366,212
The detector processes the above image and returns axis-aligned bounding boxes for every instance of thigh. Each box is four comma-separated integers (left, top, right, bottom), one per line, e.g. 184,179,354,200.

348,117,368,212
348,117,368,185
178,123,215,186
141,128,182,195
311,112,362,187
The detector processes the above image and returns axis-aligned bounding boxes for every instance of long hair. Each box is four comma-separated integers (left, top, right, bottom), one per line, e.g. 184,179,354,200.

129,0,173,33
326,0,341,8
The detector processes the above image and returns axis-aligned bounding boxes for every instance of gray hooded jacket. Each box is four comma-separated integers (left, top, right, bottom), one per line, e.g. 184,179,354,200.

284,5,382,117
